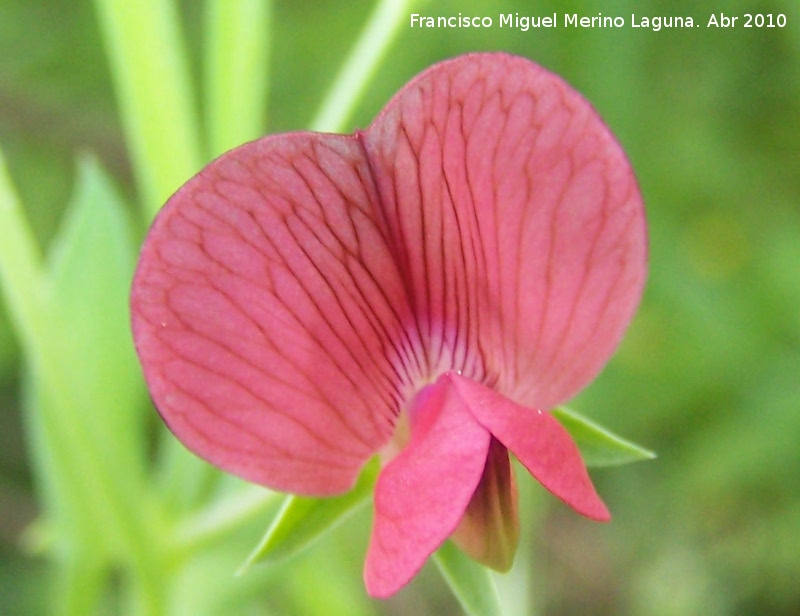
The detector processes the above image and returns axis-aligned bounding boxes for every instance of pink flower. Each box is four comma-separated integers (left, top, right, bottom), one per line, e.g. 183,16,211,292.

131,53,646,597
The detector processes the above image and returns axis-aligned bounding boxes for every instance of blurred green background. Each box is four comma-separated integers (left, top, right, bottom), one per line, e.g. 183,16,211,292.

1,0,799,614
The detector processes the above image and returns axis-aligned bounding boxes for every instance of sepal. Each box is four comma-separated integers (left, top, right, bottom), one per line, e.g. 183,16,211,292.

552,406,656,467
241,457,379,570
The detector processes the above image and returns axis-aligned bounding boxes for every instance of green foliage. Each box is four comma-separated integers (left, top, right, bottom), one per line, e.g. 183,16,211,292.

92,0,204,218
1,0,798,615
1,153,164,614
203,0,273,156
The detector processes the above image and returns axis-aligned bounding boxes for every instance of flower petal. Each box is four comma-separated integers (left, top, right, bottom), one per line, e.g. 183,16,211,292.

365,374,491,598
452,374,610,521
131,133,418,495
363,52,647,409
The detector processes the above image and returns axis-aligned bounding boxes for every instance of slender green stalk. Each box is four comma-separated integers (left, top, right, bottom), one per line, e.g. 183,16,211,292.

92,0,203,219
310,0,418,132
433,541,504,616
204,0,273,157
55,552,105,616
125,551,168,616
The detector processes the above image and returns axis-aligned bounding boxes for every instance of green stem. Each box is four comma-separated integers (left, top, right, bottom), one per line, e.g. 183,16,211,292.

204,0,273,157
125,551,168,616
55,552,105,616
309,0,417,132
92,0,204,219
433,541,504,616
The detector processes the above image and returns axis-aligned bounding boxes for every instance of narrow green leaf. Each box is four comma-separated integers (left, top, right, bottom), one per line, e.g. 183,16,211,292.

0,152,90,546
241,458,379,570
310,0,419,132
92,0,203,218
45,155,146,480
552,406,656,467
204,0,272,157
433,541,504,616
0,149,48,356
3,155,165,605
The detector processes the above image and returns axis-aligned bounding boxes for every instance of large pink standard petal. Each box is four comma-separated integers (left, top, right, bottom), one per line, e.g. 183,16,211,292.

363,53,646,410
131,52,646,595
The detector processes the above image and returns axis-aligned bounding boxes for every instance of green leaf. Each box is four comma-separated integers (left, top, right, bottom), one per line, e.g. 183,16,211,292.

204,0,272,157
1,153,112,572
43,155,157,528
241,458,379,570
433,541,503,616
3,154,165,608
552,406,656,467
45,155,146,477
92,0,203,218
0,148,47,356
43,156,167,608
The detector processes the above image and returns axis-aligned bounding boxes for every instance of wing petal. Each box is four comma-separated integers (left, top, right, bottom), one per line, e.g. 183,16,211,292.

452,374,609,521
365,375,491,597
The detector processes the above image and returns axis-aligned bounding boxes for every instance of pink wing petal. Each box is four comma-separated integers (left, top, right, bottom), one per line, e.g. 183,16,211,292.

365,375,491,598
363,53,647,410
131,133,419,495
452,374,610,521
